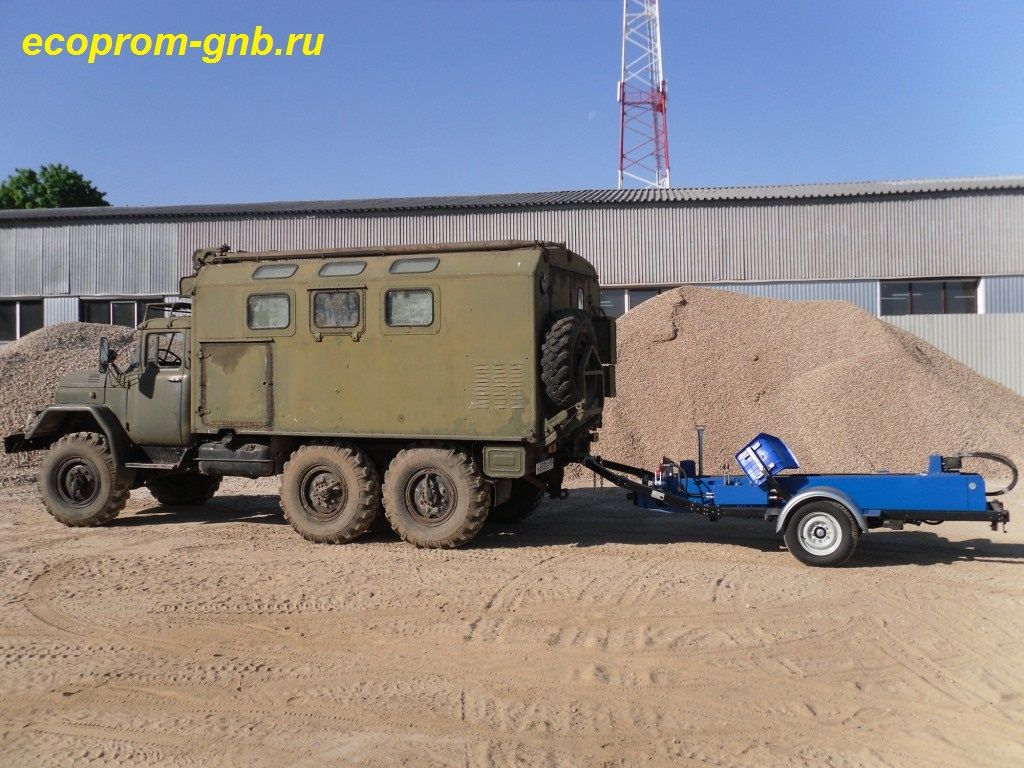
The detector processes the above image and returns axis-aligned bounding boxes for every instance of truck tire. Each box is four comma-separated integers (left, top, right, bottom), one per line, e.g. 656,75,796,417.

383,446,490,548
783,500,860,567
489,479,544,525
280,443,381,544
148,473,221,506
39,432,133,527
541,310,603,410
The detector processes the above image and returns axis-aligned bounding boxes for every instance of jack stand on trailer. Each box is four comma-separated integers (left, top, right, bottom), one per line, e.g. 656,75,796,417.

579,432,1015,567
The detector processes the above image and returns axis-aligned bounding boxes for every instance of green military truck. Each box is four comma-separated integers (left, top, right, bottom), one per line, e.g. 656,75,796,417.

4,240,615,548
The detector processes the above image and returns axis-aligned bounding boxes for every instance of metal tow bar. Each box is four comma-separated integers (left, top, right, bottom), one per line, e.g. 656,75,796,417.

579,455,713,516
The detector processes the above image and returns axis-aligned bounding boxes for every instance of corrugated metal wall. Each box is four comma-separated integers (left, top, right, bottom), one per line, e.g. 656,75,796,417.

986,275,1024,313
1,191,1022,297
1,221,179,298
886,314,1024,394
43,297,78,325
705,280,878,313
173,193,1024,288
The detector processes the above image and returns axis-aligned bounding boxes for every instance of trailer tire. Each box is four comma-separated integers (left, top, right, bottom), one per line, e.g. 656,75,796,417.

541,310,603,411
489,479,544,525
280,443,381,544
148,473,221,506
784,500,859,567
39,432,133,527
383,446,490,548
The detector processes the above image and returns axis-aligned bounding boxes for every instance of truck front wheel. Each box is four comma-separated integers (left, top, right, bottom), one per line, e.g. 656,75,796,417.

280,443,382,544
783,500,859,567
383,446,490,548
39,432,133,527
148,473,221,506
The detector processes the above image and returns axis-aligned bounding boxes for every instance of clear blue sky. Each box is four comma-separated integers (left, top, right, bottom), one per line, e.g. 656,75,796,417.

1,1,1022,205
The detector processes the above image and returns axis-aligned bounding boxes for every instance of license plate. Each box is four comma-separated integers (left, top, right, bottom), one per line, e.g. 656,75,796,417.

535,457,555,475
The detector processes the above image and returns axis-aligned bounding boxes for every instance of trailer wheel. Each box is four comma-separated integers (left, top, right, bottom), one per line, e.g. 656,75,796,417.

39,432,133,527
280,443,381,544
489,479,544,525
148,473,221,506
383,446,490,548
541,310,603,411
784,500,859,567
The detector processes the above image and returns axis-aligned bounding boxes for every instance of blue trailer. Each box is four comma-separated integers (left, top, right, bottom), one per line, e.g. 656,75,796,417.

581,433,1015,566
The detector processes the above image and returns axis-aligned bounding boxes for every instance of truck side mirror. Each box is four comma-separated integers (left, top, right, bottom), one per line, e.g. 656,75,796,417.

98,337,117,372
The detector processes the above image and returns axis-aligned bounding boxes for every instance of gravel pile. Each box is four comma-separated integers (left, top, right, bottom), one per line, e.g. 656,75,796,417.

595,287,1024,486
0,323,137,486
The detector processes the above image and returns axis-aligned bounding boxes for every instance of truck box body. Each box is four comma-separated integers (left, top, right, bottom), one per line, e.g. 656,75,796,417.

187,242,603,445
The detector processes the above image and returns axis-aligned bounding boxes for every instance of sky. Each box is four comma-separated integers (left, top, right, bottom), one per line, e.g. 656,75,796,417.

1,0,1022,206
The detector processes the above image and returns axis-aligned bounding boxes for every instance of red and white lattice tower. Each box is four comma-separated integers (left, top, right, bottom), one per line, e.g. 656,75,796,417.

617,0,670,189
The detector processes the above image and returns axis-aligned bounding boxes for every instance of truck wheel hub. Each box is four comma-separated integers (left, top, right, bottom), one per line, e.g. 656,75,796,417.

300,468,348,521
407,470,456,525
56,460,98,506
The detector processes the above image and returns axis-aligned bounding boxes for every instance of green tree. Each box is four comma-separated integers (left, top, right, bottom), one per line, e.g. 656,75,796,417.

0,164,110,209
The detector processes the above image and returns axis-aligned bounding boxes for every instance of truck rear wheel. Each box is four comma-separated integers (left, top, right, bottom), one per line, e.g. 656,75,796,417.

39,432,133,527
541,310,603,411
784,500,859,567
148,473,221,506
280,443,381,544
383,446,490,548
490,479,544,525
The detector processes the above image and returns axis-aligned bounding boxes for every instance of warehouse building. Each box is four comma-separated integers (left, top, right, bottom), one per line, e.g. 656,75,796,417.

1,176,1022,392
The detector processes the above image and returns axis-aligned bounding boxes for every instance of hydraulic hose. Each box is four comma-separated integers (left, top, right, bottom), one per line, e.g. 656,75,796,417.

956,451,1018,497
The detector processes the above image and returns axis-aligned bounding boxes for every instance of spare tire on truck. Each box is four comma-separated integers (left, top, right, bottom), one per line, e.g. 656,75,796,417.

540,310,604,411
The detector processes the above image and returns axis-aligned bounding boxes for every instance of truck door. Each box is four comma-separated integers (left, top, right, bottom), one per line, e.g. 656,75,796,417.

197,340,273,428
128,331,190,445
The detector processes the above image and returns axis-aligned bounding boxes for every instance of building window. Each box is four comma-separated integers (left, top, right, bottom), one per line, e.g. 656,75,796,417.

629,289,659,308
0,300,44,341
600,287,666,318
880,279,978,316
600,289,626,318
80,298,160,327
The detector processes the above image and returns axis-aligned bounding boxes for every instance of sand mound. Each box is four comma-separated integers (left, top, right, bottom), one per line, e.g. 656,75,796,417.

596,287,1024,486
0,323,137,485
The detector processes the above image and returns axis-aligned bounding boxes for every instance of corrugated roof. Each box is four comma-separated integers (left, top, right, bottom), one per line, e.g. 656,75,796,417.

2,175,1022,223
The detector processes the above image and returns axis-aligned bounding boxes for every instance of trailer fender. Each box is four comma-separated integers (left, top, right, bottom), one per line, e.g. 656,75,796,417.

23,405,135,468
776,487,868,534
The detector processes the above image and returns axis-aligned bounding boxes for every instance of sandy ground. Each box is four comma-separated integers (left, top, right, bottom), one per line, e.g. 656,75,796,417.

1,478,1024,767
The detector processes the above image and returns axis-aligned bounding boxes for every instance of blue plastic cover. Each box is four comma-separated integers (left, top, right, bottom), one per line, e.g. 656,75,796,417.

735,433,800,486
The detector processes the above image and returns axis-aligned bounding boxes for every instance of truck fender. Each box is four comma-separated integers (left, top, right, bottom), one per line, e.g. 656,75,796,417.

25,405,135,468
775,486,868,534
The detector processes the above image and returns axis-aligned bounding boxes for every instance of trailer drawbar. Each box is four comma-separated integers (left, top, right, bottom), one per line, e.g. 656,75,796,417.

580,433,1015,566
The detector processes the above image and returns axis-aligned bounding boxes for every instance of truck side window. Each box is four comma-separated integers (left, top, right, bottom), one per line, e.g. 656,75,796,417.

313,290,360,328
385,289,433,327
247,293,290,330
145,332,184,368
